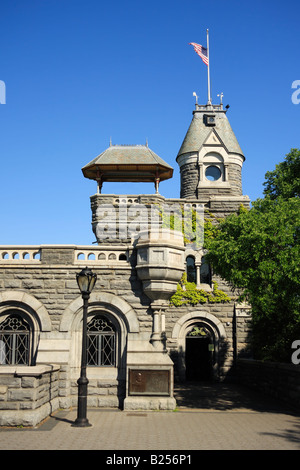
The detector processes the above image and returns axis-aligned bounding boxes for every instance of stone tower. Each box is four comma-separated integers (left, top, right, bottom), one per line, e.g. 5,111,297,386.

177,102,247,202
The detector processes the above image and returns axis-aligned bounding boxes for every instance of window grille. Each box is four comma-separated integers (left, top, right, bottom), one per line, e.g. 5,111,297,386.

0,313,30,365
187,324,211,337
87,316,116,367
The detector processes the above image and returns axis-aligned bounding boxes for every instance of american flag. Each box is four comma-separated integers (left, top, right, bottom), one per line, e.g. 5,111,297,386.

189,42,209,66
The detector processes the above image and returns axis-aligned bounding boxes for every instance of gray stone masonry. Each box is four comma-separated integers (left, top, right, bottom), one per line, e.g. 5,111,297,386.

0,365,60,426
0,192,252,424
90,193,250,245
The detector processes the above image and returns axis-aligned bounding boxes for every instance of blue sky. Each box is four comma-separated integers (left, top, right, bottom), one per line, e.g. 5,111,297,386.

0,0,299,245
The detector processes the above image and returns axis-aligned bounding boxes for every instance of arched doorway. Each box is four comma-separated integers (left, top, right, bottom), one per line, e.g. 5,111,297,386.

171,311,227,383
185,324,214,381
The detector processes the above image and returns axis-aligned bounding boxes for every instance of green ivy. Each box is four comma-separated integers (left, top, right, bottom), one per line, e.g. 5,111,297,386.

156,205,221,246
170,273,231,306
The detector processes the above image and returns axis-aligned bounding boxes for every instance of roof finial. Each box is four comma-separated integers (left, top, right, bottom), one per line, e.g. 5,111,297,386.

217,92,223,106
109,137,112,146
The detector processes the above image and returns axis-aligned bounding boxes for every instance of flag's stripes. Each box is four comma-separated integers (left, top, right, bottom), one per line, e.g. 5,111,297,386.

189,42,209,66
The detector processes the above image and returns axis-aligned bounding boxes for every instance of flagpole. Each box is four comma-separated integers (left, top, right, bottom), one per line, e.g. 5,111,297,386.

207,29,211,105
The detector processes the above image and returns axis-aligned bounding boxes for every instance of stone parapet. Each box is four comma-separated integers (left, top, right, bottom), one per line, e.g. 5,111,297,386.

0,365,60,426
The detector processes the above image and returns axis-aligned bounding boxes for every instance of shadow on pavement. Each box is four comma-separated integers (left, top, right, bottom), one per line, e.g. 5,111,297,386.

173,381,299,414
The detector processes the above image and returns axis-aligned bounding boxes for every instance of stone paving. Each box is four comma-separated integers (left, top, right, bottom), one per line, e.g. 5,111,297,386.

0,383,299,452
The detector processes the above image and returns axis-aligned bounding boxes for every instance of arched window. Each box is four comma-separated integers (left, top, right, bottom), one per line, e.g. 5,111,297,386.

0,311,31,365
186,255,196,283
200,256,211,285
87,315,116,367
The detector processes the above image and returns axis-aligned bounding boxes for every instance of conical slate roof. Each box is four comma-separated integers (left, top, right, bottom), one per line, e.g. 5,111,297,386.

82,144,173,183
176,106,244,160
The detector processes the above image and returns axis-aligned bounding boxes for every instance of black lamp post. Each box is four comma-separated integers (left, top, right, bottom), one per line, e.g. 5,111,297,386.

72,267,97,427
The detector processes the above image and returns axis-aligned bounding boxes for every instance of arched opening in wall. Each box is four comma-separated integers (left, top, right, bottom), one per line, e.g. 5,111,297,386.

87,314,116,367
70,303,129,408
186,255,196,283
185,323,215,381
200,256,211,285
0,309,34,365
81,310,124,372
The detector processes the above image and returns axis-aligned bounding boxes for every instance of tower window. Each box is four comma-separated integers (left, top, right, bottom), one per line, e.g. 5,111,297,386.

205,165,222,181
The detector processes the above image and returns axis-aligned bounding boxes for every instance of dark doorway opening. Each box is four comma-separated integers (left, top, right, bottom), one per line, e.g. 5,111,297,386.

185,335,213,381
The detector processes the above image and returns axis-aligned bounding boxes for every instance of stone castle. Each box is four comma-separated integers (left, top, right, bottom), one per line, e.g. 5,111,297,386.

0,100,252,426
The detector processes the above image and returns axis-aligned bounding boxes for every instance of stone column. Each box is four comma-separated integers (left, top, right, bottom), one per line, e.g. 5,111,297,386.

195,262,201,289
150,302,168,351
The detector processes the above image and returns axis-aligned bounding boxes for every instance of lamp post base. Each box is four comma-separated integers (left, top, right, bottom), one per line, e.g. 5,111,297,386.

72,375,91,427
72,418,92,428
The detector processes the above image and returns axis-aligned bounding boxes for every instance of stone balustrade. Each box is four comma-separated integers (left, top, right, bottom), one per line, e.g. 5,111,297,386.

0,245,130,266
0,246,41,262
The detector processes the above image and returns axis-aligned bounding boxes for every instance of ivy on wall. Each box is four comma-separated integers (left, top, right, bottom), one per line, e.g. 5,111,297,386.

157,204,231,306
170,273,231,307
159,205,222,248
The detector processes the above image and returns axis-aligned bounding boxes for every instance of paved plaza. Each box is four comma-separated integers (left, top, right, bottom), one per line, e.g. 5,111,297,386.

0,383,299,452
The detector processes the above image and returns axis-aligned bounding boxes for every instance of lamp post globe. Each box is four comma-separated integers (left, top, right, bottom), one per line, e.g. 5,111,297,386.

76,267,97,294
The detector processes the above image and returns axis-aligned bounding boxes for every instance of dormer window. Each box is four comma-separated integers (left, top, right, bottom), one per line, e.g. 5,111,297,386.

204,114,216,126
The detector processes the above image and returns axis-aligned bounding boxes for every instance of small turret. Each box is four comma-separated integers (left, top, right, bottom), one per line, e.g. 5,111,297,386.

176,103,245,199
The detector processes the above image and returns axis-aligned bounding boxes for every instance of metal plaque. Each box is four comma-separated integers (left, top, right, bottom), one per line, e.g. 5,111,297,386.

129,369,170,396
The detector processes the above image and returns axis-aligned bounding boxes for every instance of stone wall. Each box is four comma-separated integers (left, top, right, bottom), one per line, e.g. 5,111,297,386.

89,193,250,247
0,213,252,423
179,162,245,200
227,163,243,195
237,359,300,410
179,162,198,199
0,244,146,331
0,365,60,427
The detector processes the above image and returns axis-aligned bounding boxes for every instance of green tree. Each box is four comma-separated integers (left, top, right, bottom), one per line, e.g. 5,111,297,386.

205,149,300,362
263,148,300,199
